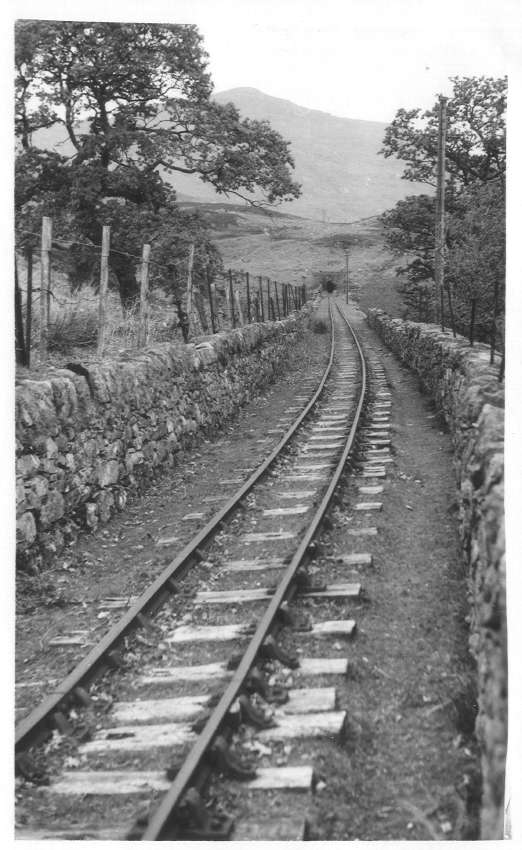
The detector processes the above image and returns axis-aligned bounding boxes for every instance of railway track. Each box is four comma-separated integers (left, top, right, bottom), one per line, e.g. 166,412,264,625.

16,298,395,840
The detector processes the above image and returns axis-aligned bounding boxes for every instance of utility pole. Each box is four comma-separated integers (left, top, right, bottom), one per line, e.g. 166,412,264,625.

434,95,448,330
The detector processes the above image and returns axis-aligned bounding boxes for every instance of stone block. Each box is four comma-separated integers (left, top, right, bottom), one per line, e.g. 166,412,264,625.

97,489,115,523
17,454,40,478
17,511,37,546
125,450,145,472
39,491,65,527
25,475,49,508
16,478,26,510
97,460,120,488
43,438,58,458
85,502,98,530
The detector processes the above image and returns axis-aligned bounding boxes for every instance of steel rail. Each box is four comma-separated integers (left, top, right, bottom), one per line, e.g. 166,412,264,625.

142,299,367,840
15,303,336,755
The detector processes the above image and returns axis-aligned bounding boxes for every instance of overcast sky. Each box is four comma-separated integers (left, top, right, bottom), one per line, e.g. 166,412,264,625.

8,0,520,122
185,0,518,122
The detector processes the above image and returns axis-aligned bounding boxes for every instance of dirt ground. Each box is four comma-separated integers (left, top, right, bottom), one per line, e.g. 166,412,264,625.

15,218,481,840
303,299,480,840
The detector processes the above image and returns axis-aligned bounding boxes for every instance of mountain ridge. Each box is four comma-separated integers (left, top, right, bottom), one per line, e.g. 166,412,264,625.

215,86,387,128
204,87,427,220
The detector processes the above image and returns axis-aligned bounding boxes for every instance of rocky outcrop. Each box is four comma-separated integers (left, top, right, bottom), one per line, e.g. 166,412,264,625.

367,308,506,840
16,317,306,572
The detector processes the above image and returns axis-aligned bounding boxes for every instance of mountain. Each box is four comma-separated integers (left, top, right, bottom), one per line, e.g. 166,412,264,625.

176,87,428,221
31,87,428,222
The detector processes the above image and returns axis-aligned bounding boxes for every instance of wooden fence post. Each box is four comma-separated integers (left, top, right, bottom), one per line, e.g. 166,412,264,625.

97,225,111,356
25,247,33,364
206,266,217,333
235,289,244,326
246,272,251,323
185,243,195,339
138,243,151,348
39,216,52,361
228,269,235,328
274,281,281,319
258,276,264,321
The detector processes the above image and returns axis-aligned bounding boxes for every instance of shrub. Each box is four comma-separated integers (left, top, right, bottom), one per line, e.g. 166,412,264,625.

47,306,99,353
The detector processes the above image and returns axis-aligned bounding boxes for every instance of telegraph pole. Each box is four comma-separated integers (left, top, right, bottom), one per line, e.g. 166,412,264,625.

434,95,448,330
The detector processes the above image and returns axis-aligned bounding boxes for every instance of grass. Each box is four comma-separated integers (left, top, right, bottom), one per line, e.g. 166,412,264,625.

47,304,99,353
17,273,185,376
16,207,397,378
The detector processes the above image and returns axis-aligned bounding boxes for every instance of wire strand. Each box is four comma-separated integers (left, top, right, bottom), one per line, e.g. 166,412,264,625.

15,229,306,288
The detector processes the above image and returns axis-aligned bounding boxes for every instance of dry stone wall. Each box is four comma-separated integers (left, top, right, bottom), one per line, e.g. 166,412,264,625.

16,317,305,573
367,308,506,840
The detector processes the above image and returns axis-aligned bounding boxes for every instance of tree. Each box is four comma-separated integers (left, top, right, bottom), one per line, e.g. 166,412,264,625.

379,76,506,340
15,21,301,309
447,180,505,343
380,195,435,277
380,76,506,187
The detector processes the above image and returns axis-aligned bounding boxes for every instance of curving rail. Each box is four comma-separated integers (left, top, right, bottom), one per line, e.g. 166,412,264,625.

16,299,371,841
143,301,367,839
16,302,338,755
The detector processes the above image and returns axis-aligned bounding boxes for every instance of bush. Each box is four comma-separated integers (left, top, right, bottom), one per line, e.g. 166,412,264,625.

47,306,99,353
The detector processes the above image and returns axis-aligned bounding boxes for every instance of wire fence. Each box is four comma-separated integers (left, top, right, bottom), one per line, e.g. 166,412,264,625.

14,218,308,371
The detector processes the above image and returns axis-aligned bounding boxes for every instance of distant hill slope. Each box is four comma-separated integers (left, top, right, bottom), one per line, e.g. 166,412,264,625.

178,88,428,221
32,87,428,222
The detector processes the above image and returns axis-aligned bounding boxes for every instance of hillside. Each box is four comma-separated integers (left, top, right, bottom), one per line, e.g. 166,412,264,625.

31,87,428,222
176,88,428,220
